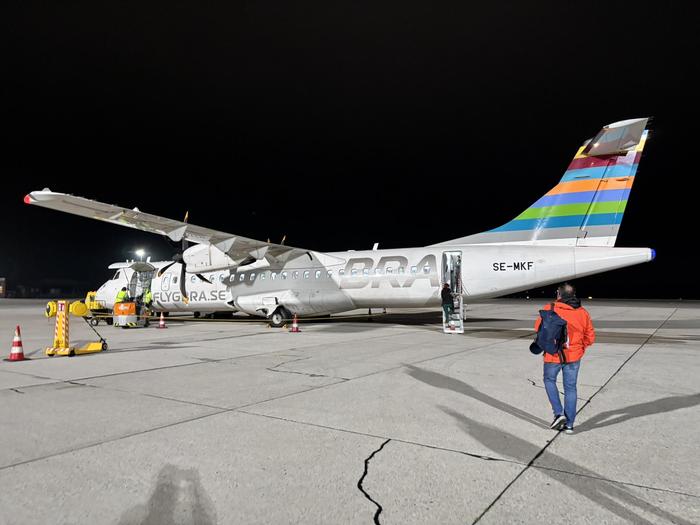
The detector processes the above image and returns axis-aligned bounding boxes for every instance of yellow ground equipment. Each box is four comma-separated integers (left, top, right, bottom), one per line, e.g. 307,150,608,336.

113,301,151,328
84,291,113,326
45,299,108,357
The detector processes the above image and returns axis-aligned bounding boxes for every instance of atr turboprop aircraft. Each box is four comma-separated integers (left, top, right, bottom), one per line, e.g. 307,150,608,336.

26,118,655,327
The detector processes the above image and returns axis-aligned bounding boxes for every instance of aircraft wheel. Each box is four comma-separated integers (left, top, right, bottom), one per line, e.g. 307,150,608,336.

90,318,99,326
269,307,291,328
102,342,108,351
106,317,113,326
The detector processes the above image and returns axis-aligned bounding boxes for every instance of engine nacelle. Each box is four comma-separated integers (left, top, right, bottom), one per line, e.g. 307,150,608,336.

183,244,237,273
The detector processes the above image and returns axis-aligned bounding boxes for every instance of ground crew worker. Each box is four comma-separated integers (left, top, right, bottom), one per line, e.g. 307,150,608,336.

535,283,595,434
441,283,454,321
143,288,153,307
115,287,129,303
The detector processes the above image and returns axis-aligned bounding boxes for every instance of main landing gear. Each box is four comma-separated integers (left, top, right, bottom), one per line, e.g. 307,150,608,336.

269,307,292,328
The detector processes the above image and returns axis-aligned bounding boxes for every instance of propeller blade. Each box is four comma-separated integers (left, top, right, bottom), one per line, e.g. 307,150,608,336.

179,262,189,303
196,273,212,284
280,234,286,246
181,211,189,253
157,260,177,277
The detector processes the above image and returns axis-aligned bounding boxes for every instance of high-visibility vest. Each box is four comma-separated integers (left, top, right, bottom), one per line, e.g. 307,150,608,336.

115,290,129,303
144,290,153,303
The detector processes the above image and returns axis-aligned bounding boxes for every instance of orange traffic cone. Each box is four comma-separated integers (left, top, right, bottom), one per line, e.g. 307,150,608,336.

157,312,167,329
289,314,301,333
7,326,26,361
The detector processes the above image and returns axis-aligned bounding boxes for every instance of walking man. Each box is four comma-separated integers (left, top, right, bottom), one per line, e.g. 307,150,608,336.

535,283,595,434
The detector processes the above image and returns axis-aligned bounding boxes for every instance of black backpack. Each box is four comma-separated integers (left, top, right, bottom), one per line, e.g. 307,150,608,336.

530,303,568,363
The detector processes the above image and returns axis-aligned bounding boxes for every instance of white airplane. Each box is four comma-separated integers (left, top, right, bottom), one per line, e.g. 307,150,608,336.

26,118,654,328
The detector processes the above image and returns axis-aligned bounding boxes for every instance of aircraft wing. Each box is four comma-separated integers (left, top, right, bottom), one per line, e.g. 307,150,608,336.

24,189,306,265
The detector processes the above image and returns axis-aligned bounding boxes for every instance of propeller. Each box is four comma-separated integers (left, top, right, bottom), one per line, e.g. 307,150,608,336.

158,211,211,303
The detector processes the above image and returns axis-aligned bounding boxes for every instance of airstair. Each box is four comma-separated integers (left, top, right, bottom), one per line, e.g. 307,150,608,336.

442,251,464,334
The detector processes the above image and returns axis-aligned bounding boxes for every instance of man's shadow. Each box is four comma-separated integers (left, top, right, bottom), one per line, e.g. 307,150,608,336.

118,464,217,525
405,364,549,427
441,407,695,525
577,393,700,434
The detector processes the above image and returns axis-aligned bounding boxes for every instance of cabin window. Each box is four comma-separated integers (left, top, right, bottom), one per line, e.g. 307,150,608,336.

315,270,321,279
339,269,345,276
410,266,417,274
281,271,288,280
398,267,405,274
327,270,333,277
239,273,245,281
362,268,369,276
261,273,267,280
220,275,226,282
293,271,299,279
271,272,277,280
303,270,310,279
250,273,256,281
191,275,197,283
173,276,178,284
374,268,383,275
351,269,358,277
386,267,393,274
423,265,431,274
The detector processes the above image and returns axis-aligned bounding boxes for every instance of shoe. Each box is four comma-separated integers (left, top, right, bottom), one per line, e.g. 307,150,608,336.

550,415,566,430
564,426,574,434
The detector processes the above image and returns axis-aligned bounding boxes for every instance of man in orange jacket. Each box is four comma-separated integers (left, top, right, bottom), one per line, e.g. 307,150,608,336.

535,283,595,434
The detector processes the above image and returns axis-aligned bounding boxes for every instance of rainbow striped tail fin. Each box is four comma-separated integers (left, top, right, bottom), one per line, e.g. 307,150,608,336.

437,118,649,247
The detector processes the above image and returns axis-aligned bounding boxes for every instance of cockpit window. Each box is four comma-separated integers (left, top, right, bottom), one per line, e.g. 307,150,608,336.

112,271,121,280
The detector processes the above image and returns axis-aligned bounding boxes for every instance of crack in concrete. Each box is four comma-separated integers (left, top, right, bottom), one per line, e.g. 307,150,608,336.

357,439,391,525
265,356,349,380
526,378,588,402
9,388,24,394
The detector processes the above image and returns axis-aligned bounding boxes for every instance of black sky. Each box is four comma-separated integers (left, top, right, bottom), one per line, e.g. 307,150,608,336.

1,2,695,298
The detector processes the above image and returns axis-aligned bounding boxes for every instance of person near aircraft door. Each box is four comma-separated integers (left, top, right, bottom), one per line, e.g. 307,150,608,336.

535,283,595,434
115,287,129,303
143,288,153,307
441,283,454,320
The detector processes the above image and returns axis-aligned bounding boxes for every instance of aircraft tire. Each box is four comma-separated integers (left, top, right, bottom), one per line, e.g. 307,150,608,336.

269,307,291,328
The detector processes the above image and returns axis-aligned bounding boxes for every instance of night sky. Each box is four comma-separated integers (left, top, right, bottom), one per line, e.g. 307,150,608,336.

2,3,694,298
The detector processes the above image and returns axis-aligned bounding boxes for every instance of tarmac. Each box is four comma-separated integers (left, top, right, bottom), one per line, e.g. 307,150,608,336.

0,298,698,524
